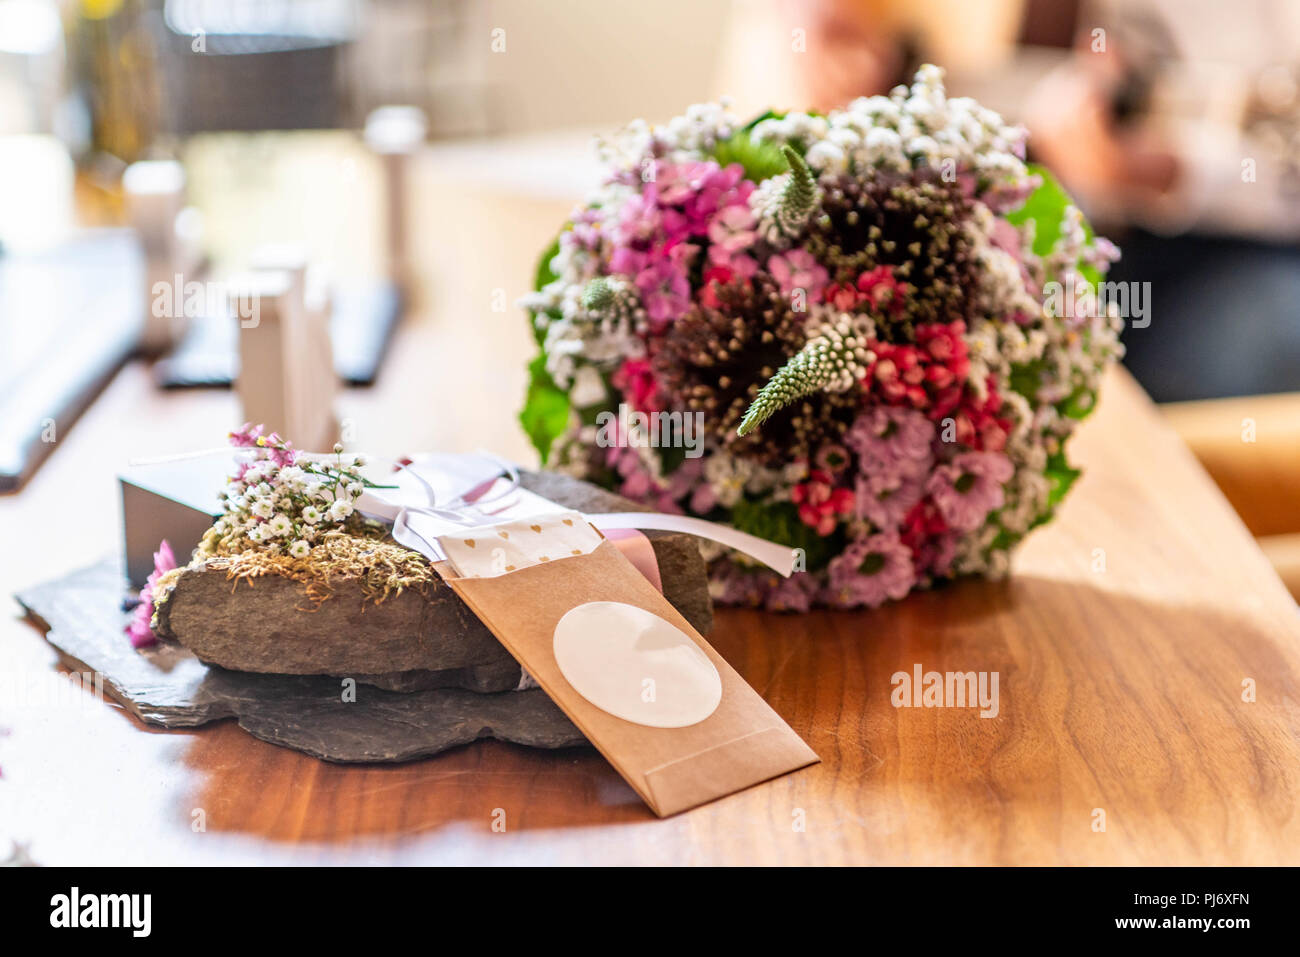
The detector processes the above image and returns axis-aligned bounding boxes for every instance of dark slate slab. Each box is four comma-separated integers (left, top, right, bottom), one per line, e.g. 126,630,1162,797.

14,559,587,762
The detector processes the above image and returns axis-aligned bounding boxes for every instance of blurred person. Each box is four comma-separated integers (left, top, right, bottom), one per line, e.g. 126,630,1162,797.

715,0,1027,114
1025,0,1300,401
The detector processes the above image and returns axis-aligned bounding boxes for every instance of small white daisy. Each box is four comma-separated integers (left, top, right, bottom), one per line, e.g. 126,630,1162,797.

288,540,311,559
301,505,322,525
267,513,292,537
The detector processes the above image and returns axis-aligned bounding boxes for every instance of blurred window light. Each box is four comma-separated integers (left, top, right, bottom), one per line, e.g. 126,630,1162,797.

162,0,356,41
0,0,61,56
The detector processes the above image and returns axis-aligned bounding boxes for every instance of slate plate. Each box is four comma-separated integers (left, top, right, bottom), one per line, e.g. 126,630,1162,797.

14,559,588,762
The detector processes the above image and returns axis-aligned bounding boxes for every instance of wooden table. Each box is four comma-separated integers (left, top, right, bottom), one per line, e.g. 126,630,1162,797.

2,151,1299,866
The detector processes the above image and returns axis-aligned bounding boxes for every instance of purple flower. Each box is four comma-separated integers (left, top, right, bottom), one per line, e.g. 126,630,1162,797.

826,532,916,609
765,572,820,613
710,560,767,607
846,406,935,478
855,471,924,531
768,249,829,301
925,451,1014,532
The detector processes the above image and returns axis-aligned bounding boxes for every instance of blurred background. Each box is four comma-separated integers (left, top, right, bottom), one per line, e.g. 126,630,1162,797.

0,0,1297,592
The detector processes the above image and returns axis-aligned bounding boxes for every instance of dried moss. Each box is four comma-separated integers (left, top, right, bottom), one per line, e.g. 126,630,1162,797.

185,526,435,610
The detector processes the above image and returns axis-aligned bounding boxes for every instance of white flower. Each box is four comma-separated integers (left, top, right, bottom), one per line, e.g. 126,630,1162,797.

327,499,353,522
251,499,274,519
351,454,368,468
569,365,608,408
805,140,848,175
278,466,306,490
246,525,264,543
301,505,322,525
267,513,292,537
704,453,754,508
288,540,311,559
346,482,364,499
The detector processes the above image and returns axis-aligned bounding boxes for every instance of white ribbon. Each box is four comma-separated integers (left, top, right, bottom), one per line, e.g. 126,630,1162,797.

356,452,794,577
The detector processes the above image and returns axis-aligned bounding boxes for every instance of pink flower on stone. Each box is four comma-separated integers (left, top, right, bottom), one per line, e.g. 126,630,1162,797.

925,451,1014,532
768,249,829,302
125,539,177,648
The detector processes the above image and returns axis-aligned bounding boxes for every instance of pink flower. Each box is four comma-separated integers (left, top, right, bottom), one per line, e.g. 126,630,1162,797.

925,451,1014,532
826,532,916,608
707,242,757,279
814,442,850,474
635,257,692,326
708,204,757,254
229,423,263,447
768,249,829,302
125,540,177,648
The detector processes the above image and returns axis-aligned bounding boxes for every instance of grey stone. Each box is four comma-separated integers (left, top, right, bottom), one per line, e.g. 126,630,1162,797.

16,560,587,761
154,469,713,682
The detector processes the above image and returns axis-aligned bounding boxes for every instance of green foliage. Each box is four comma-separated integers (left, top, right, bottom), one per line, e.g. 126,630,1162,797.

730,500,843,571
520,234,569,461
1043,449,1081,512
1005,164,1101,286
712,128,791,182
519,354,570,464
1008,358,1045,403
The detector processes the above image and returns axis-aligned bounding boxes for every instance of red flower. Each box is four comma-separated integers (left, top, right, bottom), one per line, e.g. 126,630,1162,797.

865,321,969,418
900,500,953,573
791,469,855,535
699,265,735,309
613,358,661,413
855,266,907,318
822,267,907,316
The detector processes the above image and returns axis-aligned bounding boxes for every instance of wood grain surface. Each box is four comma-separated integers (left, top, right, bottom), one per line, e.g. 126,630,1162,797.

1,147,1298,865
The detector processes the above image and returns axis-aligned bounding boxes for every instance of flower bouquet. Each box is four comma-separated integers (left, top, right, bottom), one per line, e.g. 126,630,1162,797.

521,65,1124,612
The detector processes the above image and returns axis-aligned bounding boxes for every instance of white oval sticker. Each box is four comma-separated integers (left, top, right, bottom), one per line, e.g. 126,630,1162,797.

553,601,722,728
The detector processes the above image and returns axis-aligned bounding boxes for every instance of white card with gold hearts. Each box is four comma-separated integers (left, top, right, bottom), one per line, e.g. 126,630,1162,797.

437,510,604,578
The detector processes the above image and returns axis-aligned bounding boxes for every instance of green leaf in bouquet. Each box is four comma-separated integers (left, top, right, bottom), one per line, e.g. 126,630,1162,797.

1006,164,1103,287
1008,357,1047,403
520,354,570,463
1058,385,1098,421
741,109,784,132
1042,449,1081,513
730,499,843,571
534,235,561,290
712,128,792,183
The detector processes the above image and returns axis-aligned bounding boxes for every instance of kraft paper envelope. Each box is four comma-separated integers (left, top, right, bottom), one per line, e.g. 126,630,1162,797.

437,537,818,817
